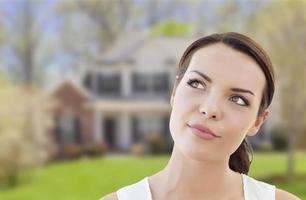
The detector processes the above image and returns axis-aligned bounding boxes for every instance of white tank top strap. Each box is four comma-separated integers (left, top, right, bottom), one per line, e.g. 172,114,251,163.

116,177,152,200
242,173,276,200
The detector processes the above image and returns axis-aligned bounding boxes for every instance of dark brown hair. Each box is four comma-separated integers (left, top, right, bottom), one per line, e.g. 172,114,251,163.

173,32,275,174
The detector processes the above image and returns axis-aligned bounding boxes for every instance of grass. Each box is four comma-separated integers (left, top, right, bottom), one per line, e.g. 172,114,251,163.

0,152,305,200
249,151,306,199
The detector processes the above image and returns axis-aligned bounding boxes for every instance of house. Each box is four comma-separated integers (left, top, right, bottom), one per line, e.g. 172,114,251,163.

49,32,280,157
49,32,195,156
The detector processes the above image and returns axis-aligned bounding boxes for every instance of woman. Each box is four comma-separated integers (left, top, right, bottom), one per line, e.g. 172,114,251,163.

102,32,300,200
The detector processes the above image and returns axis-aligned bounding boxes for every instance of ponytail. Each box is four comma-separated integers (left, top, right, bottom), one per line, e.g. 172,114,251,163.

229,139,253,174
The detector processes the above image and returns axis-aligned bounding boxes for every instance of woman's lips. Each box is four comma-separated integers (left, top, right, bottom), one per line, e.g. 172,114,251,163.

187,123,221,140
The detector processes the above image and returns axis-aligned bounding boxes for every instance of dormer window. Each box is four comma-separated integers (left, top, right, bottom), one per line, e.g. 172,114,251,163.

132,72,169,94
97,74,121,96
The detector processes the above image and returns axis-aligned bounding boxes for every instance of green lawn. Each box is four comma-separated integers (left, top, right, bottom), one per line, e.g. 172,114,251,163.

0,152,305,200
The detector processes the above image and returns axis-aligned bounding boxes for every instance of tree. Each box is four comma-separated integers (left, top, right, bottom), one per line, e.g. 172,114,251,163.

252,0,306,177
54,0,133,63
0,74,55,187
212,0,268,34
54,0,195,64
0,0,55,86
0,1,56,187
150,20,192,37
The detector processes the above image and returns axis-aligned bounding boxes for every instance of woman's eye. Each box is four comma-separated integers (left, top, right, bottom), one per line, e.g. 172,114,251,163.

231,96,249,106
187,79,206,89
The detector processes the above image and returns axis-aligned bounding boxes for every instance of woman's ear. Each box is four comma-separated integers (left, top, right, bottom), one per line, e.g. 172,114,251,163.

247,109,270,136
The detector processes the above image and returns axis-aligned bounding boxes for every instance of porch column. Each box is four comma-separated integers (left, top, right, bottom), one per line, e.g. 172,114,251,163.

122,69,131,97
93,72,99,98
118,112,132,151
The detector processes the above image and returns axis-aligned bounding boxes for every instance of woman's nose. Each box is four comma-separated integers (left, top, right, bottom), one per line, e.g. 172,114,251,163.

199,94,222,120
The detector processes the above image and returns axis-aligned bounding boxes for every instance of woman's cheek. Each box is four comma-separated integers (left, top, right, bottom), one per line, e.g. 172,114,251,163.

169,99,192,140
221,118,246,144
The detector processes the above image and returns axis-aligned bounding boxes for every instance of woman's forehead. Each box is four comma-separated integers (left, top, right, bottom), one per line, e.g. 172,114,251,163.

186,44,266,95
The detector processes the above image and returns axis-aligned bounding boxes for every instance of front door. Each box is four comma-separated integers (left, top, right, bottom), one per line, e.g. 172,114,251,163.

103,117,116,149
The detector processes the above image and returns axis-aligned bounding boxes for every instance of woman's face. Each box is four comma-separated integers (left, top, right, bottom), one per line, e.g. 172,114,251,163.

169,43,269,162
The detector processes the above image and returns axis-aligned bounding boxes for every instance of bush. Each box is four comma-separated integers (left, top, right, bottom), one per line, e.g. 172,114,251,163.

0,134,21,188
82,141,107,157
145,133,166,154
271,126,289,151
0,78,55,188
129,143,147,156
63,144,82,159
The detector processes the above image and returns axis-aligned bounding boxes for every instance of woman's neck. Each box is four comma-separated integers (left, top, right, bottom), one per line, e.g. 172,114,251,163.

149,145,242,199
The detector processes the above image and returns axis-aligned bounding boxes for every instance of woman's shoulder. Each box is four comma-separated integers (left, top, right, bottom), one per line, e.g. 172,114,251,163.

275,188,301,200
100,177,150,200
100,192,118,200
242,174,300,199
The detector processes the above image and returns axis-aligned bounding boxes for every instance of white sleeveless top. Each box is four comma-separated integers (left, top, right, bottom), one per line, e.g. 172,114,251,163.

115,174,275,200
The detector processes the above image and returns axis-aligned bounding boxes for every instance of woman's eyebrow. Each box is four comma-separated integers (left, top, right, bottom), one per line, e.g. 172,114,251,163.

189,70,212,83
231,88,255,96
189,70,255,96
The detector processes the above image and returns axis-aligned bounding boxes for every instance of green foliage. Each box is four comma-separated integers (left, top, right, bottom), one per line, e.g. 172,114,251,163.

270,126,289,151
150,20,192,37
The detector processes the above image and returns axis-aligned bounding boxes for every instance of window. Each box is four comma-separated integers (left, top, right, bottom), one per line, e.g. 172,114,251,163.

97,74,121,96
153,73,169,92
132,73,147,92
132,72,169,94
58,111,81,144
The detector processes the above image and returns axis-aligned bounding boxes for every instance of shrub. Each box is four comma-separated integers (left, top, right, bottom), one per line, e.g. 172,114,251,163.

83,141,107,157
271,126,289,151
129,143,147,156
63,144,82,159
0,77,55,188
145,133,166,154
